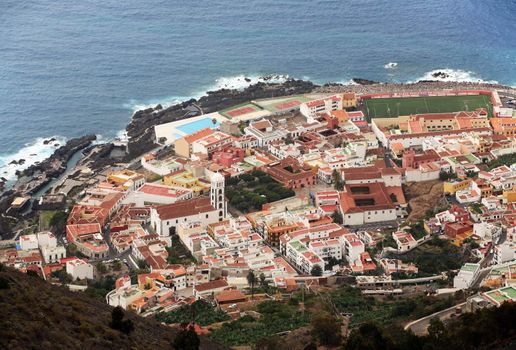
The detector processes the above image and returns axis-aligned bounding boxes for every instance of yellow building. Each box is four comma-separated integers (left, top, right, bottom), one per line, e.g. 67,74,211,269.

342,92,357,108
174,128,215,158
443,178,472,194
107,169,145,190
503,187,516,203
451,231,474,247
163,170,210,195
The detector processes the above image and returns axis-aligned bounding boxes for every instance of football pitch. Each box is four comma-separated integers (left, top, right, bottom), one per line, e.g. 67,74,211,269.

364,95,493,119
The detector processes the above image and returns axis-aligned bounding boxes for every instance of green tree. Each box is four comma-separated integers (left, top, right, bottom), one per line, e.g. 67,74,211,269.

310,265,323,277
259,272,269,290
137,259,148,269
311,314,342,346
49,211,68,233
96,262,107,274
112,260,122,271
331,210,343,224
172,324,200,350
110,306,134,335
427,317,447,344
332,169,344,190
247,270,257,299
344,323,390,350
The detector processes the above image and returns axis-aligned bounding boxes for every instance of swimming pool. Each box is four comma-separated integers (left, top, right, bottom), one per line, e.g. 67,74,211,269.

176,117,219,134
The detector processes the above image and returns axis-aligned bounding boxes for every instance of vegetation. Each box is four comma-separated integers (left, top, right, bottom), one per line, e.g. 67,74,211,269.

487,153,516,170
388,237,465,275
311,314,342,346
110,306,134,335
155,300,230,326
209,300,310,346
96,261,107,274
407,221,427,240
167,234,196,265
0,265,225,349
439,170,457,181
329,286,462,327
343,302,516,350
50,268,73,284
172,324,200,350
247,270,257,299
331,210,343,224
310,265,323,276
85,276,116,301
332,169,344,191
225,170,295,212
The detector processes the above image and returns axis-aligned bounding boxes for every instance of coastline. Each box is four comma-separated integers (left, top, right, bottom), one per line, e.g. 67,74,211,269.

1,77,515,211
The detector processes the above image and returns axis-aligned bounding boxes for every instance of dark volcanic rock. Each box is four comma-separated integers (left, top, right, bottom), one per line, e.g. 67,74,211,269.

431,71,450,79
43,137,56,145
125,79,317,159
20,135,96,179
352,78,380,85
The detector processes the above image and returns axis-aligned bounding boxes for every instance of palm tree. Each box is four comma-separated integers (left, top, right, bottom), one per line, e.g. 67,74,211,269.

247,270,256,300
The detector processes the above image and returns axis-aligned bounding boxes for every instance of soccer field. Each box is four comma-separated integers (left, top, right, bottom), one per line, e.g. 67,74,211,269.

364,95,493,119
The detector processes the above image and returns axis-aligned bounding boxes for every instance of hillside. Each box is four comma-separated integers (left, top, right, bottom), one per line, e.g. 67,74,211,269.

0,265,226,350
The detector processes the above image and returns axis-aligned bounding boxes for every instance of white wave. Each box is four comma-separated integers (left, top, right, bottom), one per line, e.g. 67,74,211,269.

0,136,67,182
384,62,398,69
124,96,191,114
412,69,498,84
335,79,358,86
208,74,290,91
125,73,291,114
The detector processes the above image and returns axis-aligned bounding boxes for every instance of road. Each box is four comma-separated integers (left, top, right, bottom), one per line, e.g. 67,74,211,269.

404,301,467,336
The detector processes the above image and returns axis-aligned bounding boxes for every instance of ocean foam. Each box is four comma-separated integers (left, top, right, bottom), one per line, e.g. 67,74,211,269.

124,96,191,114
384,62,398,69
412,69,498,84
208,74,290,91
126,74,291,114
0,136,67,182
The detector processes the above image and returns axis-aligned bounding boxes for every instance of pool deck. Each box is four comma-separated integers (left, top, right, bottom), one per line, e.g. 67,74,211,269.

154,112,228,144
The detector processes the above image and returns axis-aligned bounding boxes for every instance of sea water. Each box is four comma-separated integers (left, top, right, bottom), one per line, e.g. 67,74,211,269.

1,0,515,179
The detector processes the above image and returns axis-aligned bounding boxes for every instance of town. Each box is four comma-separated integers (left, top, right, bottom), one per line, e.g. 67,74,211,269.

2,84,516,347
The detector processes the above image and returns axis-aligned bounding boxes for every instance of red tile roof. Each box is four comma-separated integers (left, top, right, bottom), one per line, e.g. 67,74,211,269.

155,197,216,220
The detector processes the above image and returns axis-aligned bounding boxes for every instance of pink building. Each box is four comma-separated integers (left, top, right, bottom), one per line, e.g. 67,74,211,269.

212,147,245,168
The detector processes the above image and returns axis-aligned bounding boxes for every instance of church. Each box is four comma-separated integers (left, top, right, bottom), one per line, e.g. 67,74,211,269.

150,172,227,246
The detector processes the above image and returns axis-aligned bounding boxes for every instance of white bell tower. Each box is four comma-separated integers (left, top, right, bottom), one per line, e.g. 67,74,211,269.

210,172,226,219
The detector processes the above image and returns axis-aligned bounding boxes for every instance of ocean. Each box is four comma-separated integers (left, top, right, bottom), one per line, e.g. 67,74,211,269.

1,0,515,180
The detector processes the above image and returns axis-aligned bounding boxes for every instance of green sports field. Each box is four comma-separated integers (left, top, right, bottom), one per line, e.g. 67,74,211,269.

364,95,493,120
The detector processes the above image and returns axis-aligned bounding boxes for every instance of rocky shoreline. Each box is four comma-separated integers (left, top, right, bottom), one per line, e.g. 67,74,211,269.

125,79,316,159
2,76,515,205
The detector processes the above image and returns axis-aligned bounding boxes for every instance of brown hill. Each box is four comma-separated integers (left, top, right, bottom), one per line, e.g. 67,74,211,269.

0,265,226,350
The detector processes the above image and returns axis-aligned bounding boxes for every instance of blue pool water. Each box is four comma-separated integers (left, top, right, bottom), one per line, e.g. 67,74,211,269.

176,118,220,135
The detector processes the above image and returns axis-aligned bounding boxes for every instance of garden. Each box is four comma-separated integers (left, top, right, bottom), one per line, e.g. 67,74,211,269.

225,170,295,212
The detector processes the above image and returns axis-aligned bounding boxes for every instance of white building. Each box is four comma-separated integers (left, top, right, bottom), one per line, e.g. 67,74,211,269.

123,183,193,206
342,233,365,263
41,245,66,264
150,173,226,243
19,234,38,251
494,243,515,265
244,119,285,147
66,258,94,280
392,231,418,252
453,263,480,290
300,95,343,118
